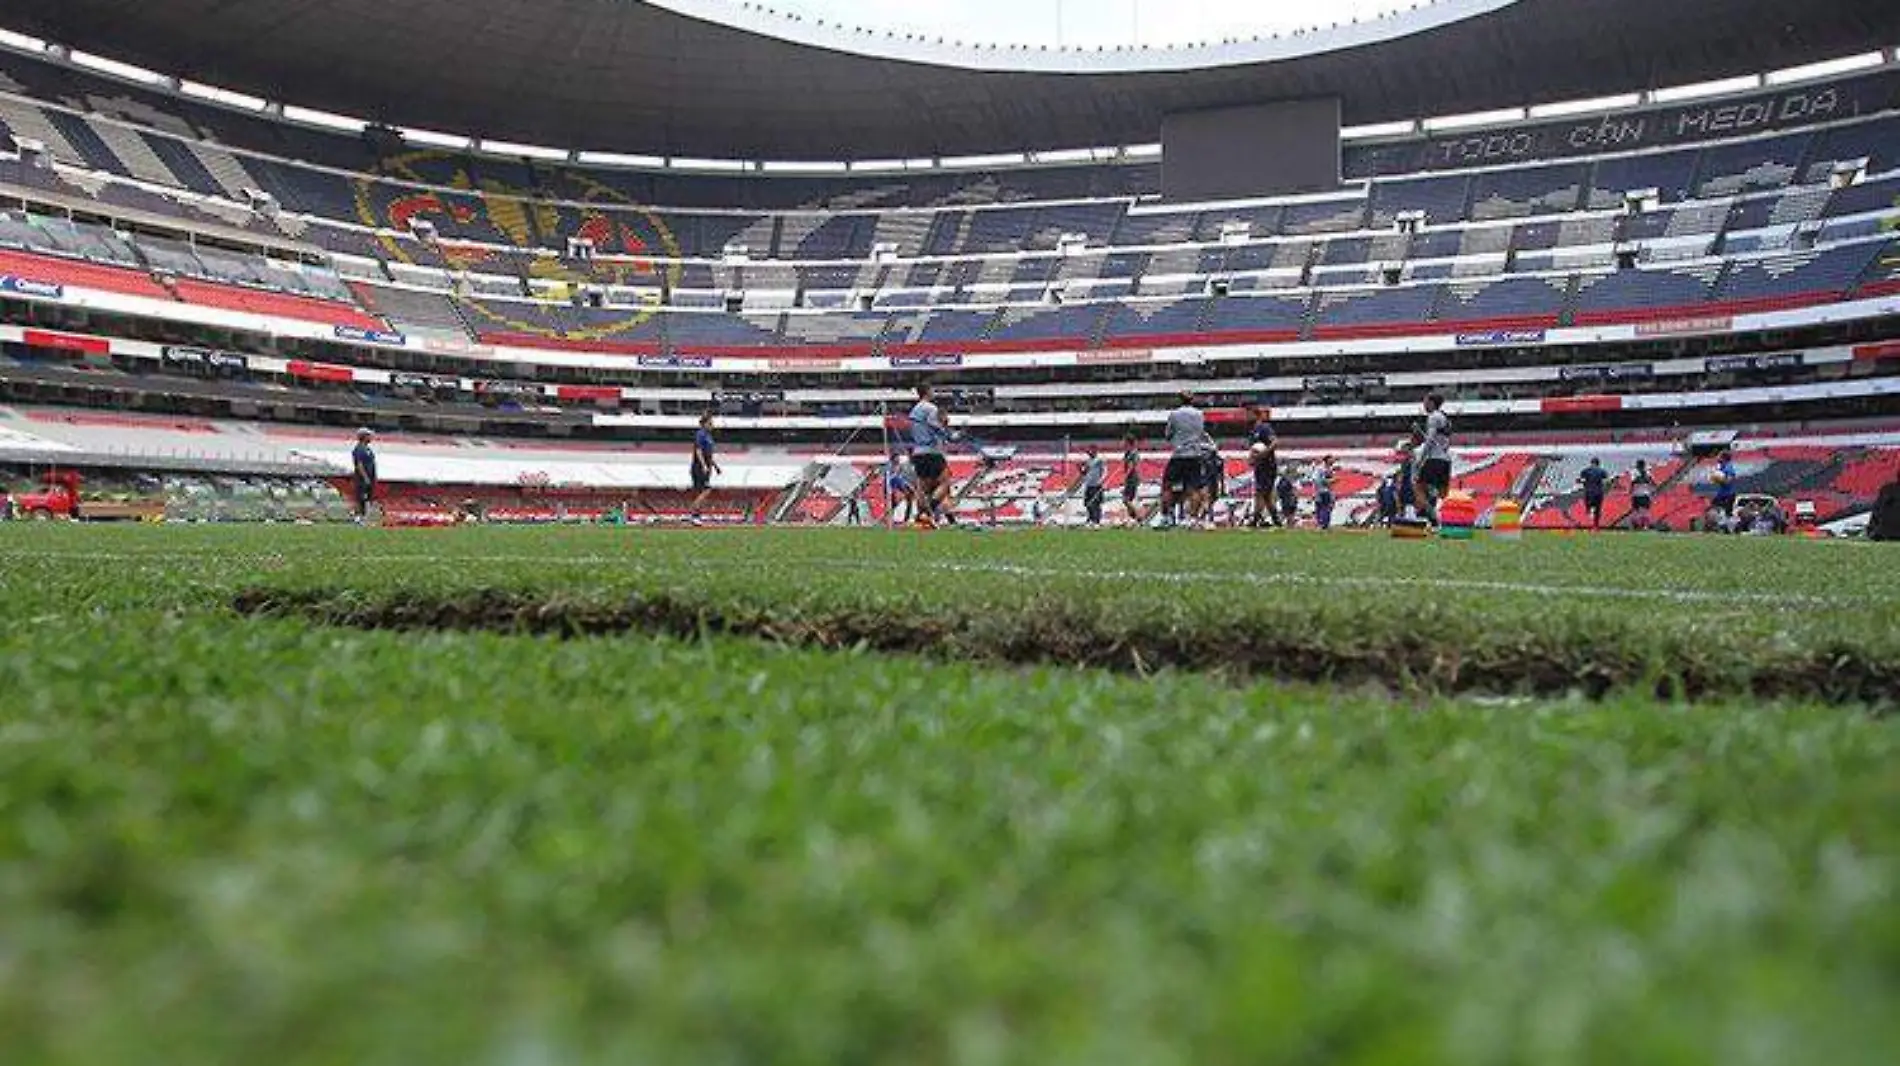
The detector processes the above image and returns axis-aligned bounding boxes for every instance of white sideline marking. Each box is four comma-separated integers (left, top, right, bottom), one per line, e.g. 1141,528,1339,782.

0,548,1874,607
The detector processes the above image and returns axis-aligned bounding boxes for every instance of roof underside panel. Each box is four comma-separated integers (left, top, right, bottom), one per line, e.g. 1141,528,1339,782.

4,0,1899,159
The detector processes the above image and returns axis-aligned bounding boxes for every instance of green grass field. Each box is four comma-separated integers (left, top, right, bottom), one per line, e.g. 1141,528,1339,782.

1,524,1897,1065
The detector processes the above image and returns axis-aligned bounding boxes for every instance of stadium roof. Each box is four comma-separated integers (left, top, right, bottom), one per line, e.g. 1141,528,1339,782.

6,0,1899,160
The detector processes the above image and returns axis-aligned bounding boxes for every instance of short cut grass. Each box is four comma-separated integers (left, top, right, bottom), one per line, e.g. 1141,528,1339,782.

0,523,1895,1066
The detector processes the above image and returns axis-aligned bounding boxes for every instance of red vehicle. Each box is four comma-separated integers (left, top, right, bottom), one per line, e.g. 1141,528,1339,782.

3,471,163,522
6,471,84,520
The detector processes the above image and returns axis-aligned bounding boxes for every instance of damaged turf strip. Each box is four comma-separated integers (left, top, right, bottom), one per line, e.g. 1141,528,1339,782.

231,586,1899,707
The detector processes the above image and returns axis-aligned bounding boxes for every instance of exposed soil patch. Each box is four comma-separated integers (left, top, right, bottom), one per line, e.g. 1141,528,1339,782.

232,586,1897,708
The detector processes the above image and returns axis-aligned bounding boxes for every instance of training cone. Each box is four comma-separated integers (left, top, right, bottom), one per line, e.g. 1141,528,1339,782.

1491,498,1523,541
1438,491,1478,540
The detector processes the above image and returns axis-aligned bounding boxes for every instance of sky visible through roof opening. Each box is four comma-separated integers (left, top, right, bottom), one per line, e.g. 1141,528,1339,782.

697,0,1427,48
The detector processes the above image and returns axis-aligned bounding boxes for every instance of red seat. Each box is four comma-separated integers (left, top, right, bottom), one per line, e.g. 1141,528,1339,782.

0,248,174,301
172,278,388,331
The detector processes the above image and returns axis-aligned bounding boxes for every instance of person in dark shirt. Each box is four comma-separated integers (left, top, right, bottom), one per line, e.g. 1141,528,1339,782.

1275,472,1298,527
1312,457,1337,531
1376,476,1399,527
350,428,377,523
1247,408,1278,528
1202,445,1226,526
1120,434,1144,526
690,413,721,525
1577,457,1610,530
1629,459,1656,530
1752,499,1787,535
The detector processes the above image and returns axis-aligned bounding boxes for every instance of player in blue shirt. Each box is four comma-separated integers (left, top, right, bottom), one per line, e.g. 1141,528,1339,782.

886,452,916,525
1394,438,1418,521
350,427,377,524
1311,457,1337,530
1711,448,1739,518
690,413,721,525
1577,457,1610,530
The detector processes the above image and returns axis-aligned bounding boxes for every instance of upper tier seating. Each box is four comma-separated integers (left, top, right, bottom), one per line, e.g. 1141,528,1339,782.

13,57,1895,273
1571,264,1727,323
1469,164,1586,221
6,46,1900,213
347,282,473,339
1437,276,1571,326
3,48,1900,361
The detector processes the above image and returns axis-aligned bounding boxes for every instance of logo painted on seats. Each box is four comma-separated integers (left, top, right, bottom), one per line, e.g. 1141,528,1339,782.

354,150,683,341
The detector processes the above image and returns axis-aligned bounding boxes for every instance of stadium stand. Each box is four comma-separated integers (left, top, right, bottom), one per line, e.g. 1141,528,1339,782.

2,40,1898,526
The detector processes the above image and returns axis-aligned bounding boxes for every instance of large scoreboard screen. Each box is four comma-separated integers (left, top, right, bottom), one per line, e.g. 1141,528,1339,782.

1162,99,1342,202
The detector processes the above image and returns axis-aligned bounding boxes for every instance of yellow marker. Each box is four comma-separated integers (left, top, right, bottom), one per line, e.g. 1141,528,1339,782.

1492,498,1523,541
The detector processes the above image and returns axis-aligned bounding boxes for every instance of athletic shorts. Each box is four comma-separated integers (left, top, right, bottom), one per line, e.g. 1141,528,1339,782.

1584,493,1605,510
690,462,711,491
1202,455,1224,491
1252,462,1277,491
912,451,947,481
1419,458,1452,493
1122,479,1140,502
1164,455,1206,493
1633,495,1653,511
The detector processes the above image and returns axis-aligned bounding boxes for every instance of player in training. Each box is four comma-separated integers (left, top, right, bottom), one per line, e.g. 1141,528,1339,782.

1247,407,1279,528
1159,392,1213,529
1629,458,1656,530
1710,448,1738,522
1201,436,1227,527
883,450,916,526
1393,438,1417,520
1120,433,1145,525
908,385,953,528
1275,468,1298,528
1375,475,1399,527
1078,445,1107,527
689,412,722,525
1415,393,1453,522
350,427,377,524
1577,456,1610,530
1311,456,1337,530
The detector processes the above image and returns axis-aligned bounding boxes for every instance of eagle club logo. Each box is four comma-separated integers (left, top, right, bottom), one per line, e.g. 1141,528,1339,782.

353,150,683,340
